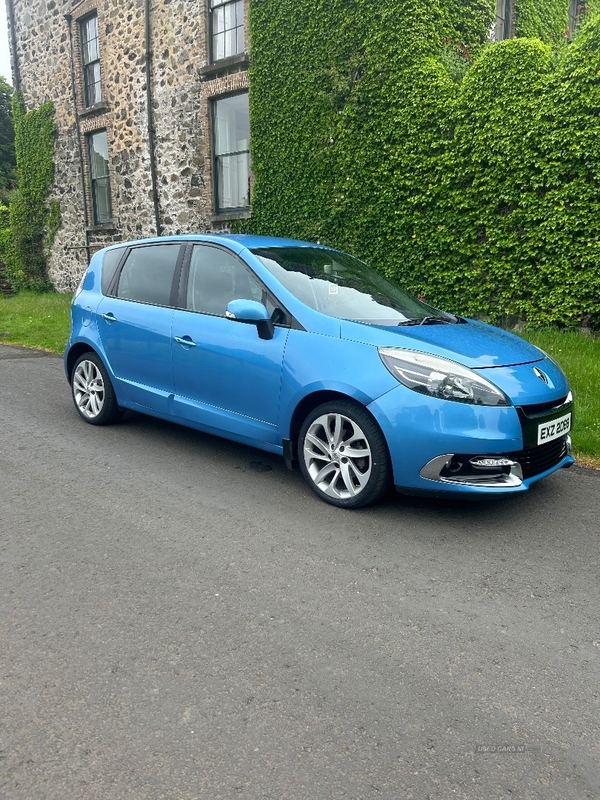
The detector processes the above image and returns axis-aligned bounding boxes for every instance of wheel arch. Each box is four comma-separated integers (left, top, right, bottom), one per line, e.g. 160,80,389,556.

65,343,100,383
285,390,390,469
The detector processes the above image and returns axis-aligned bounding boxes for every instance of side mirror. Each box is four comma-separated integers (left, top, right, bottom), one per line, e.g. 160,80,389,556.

226,299,275,340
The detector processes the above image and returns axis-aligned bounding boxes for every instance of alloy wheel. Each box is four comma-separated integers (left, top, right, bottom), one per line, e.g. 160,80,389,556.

73,359,106,419
302,412,373,500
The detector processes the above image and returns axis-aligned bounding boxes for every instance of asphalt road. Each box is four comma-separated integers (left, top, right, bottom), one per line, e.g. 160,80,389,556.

1,344,599,800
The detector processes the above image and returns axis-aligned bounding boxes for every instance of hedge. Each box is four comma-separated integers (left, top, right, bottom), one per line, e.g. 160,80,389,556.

243,0,600,328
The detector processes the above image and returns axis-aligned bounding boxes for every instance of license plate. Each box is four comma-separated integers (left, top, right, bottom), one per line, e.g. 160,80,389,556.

537,412,571,445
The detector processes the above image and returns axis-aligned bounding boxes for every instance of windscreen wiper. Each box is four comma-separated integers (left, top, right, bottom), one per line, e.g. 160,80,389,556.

397,316,454,326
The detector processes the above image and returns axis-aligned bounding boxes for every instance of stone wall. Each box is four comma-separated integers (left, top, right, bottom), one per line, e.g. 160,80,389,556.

8,0,250,290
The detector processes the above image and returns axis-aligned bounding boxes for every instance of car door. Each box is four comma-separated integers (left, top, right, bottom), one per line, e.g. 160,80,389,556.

171,243,289,445
96,243,183,412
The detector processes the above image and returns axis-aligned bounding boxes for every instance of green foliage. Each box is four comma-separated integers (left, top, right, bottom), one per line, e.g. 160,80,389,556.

514,0,569,41
516,0,600,41
0,77,16,204
7,94,59,292
245,2,600,328
443,0,494,56
439,39,474,84
0,203,16,291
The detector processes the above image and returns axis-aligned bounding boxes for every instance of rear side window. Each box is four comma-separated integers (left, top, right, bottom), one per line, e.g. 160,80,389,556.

116,245,181,306
101,247,126,295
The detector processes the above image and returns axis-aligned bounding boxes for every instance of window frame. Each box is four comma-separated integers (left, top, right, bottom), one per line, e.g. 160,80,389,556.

494,0,513,41
108,243,185,308
178,243,291,325
209,0,245,64
211,91,251,215
101,246,128,295
568,0,580,35
87,130,113,226
80,12,102,107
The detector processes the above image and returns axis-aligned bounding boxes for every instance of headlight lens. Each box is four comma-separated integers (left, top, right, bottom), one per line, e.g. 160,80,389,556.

378,348,510,406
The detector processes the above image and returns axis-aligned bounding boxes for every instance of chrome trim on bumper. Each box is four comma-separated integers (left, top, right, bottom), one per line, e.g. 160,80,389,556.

420,454,524,488
563,435,573,465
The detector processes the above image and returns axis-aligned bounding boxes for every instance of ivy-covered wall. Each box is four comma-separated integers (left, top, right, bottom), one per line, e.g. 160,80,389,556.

245,0,600,328
2,95,59,291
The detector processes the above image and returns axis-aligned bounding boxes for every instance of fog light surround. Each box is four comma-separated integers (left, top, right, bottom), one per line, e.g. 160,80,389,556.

420,453,524,487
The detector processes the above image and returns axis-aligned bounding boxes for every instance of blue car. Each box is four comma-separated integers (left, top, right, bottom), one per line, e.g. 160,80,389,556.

64,234,574,508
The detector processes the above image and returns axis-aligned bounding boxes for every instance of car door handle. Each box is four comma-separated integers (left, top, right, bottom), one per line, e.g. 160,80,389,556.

101,312,117,322
174,335,197,348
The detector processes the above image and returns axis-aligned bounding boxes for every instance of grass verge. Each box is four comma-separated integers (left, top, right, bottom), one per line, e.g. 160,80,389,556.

0,291,72,354
0,291,598,465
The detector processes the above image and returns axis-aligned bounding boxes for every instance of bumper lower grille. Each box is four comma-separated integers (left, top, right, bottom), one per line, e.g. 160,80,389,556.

509,436,568,479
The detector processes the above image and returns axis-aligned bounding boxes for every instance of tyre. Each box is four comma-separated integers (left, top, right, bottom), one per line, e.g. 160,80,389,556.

298,400,391,508
71,352,122,425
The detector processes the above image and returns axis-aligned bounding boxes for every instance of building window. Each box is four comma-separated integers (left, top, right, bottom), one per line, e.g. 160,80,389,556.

210,0,244,62
80,13,102,107
568,0,580,35
494,0,513,41
88,131,112,225
212,93,250,213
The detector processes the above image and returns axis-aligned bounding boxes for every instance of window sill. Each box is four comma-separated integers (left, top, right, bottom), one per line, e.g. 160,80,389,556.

199,53,250,79
87,225,117,234
210,209,252,223
78,101,110,119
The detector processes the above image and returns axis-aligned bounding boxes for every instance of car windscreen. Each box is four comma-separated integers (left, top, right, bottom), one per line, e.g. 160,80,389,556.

251,247,452,325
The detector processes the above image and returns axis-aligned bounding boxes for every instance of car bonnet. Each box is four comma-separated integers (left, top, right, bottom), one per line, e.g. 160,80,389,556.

339,318,546,369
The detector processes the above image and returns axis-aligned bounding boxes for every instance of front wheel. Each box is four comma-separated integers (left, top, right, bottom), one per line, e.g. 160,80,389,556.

71,352,122,425
298,400,391,508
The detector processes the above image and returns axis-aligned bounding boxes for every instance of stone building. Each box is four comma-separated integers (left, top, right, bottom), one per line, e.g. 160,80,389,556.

6,0,251,290
6,0,586,292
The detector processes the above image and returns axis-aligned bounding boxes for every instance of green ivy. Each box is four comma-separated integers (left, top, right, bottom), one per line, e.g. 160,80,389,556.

243,1,600,328
0,203,15,289
6,94,59,291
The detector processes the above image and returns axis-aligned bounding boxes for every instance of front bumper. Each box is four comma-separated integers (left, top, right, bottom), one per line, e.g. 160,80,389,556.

419,435,573,489
368,383,574,497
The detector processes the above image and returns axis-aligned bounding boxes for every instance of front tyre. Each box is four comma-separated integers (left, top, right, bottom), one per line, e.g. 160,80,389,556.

299,400,391,509
71,352,122,425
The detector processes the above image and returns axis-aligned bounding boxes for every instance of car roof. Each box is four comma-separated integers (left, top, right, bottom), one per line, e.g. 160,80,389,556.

102,233,332,252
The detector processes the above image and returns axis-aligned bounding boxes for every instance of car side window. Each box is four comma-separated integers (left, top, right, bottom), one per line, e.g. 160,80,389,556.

116,245,181,306
101,247,126,295
187,245,265,316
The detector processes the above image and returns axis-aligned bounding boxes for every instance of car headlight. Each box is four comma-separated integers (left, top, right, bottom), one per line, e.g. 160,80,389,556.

378,348,510,406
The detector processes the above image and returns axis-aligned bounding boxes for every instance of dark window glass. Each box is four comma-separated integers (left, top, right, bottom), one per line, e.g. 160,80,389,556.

101,246,125,294
212,93,250,212
252,247,454,326
186,245,263,315
211,0,244,62
80,14,102,106
88,131,112,225
117,245,181,306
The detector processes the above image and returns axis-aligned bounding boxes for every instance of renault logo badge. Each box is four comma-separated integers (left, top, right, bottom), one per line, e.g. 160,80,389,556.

533,366,550,385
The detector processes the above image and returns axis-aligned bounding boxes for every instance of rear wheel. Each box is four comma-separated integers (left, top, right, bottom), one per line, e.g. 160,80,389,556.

298,400,391,508
71,352,122,425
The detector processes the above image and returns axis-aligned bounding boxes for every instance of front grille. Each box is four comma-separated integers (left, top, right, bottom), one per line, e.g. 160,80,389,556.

520,396,568,418
509,436,568,479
